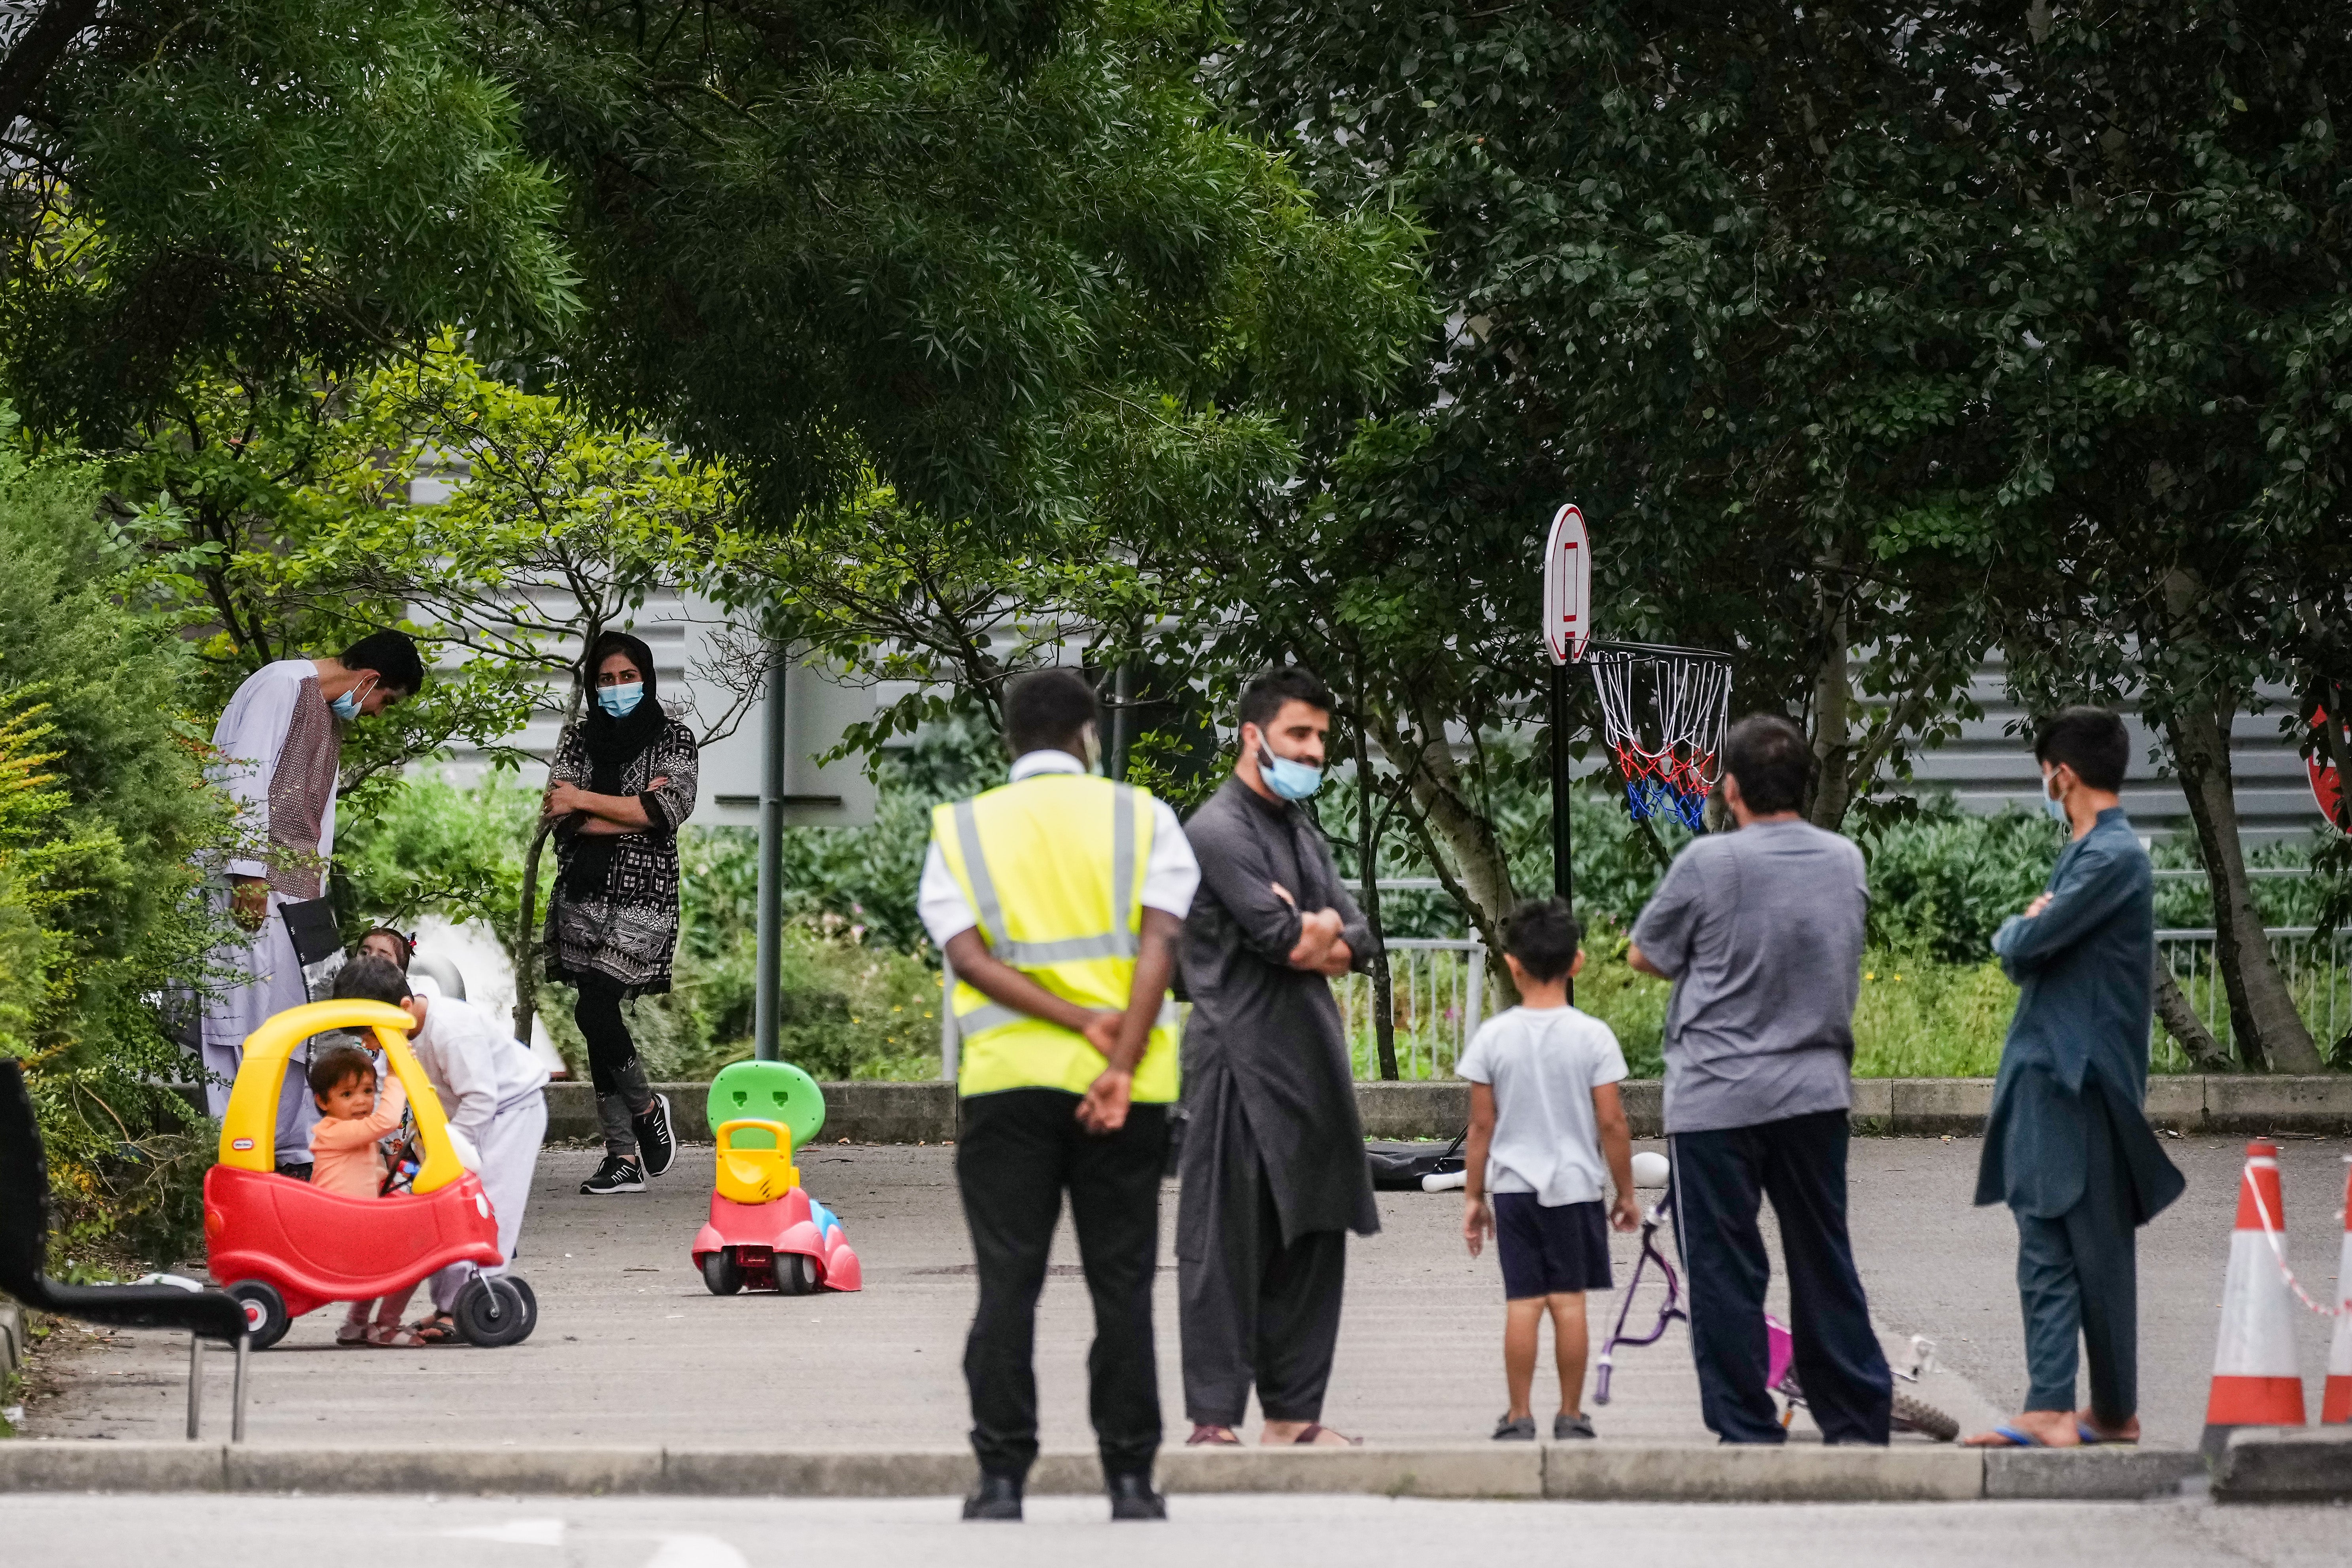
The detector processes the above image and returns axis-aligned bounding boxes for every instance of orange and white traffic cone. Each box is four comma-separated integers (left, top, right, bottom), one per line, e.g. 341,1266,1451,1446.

2323,1155,2351,1425
2202,1139,2308,1457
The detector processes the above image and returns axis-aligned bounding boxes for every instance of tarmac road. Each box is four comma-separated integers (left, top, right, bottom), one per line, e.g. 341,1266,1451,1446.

21,1134,2347,1449
0,1491,2344,1567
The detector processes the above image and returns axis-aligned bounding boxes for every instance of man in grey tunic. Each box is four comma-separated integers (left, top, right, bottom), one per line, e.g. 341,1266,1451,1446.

1178,667,1380,1447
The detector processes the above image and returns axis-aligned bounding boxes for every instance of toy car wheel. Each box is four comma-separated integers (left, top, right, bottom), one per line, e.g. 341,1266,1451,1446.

777,1253,816,1296
504,1275,539,1343
224,1280,289,1350
701,1250,743,1296
454,1274,531,1348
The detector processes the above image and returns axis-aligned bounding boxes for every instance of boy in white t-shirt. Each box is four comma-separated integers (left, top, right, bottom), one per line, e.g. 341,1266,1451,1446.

1459,898,1639,1441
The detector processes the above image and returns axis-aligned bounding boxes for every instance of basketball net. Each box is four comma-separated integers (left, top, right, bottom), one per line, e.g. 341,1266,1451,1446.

1585,645,1733,830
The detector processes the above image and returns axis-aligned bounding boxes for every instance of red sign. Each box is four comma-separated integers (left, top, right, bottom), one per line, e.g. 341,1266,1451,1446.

1541,504,1591,666
2314,707,2345,830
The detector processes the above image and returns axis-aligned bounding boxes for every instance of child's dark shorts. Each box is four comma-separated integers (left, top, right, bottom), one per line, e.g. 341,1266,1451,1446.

1494,1194,1613,1299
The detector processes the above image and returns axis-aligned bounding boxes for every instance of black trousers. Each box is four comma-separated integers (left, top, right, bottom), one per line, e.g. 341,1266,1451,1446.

1673,1109,1891,1445
1179,1154,1348,1427
956,1088,1169,1480
572,972,655,1159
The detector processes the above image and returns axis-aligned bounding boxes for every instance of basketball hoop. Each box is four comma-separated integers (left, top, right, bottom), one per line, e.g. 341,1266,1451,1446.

1584,642,1734,830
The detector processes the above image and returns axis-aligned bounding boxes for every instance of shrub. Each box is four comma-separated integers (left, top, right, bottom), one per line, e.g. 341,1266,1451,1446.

0,439,229,1271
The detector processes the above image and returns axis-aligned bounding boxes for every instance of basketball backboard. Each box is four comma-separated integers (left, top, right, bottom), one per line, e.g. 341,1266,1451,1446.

1541,503,1591,666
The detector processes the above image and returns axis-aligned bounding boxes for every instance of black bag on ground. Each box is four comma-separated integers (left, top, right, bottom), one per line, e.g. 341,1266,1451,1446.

1364,1129,1467,1191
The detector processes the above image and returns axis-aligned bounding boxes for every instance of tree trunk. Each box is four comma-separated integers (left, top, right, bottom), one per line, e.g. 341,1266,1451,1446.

512,675,589,1046
0,0,101,133
1351,713,1398,1081
2152,959,2231,1072
1368,699,1516,951
1809,586,1853,829
2164,699,2322,1072
510,818,558,1044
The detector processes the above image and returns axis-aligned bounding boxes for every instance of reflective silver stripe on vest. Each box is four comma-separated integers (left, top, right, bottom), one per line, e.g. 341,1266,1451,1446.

1108,783,1138,958
949,783,1143,968
951,798,1009,945
956,1000,1030,1037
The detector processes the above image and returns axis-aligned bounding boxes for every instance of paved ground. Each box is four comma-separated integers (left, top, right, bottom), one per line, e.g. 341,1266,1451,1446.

2,1492,2346,1567
23,1135,2349,1450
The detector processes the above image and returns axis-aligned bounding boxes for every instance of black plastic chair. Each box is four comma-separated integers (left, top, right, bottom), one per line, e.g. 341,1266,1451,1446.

0,1058,252,1439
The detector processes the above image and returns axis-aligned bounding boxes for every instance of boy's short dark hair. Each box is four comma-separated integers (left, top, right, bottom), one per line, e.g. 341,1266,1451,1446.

339,630,426,696
1722,713,1810,815
331,953,412,1008
307,1044,376,1098
1502,898,1583,984
2033,706,2131,793
1238,666,1334,734
1003,668,1098,757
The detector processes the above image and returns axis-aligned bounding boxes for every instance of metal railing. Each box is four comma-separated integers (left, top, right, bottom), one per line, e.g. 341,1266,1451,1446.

1327,927,2348,1080
1336,938,1488,1081
2154,927,2351,1071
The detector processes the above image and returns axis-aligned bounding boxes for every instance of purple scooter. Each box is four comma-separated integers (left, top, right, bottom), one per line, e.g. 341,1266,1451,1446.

1594,1176,1959,1441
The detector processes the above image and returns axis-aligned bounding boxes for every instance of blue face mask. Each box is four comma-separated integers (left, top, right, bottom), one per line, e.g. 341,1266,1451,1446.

329,677,374,721
2042,774,2068,824
1257,737,1324,801
597,682,644,718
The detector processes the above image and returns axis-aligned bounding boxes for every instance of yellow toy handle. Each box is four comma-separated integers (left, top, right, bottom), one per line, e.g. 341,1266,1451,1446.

714,1118,801,1203
215,999,470,1195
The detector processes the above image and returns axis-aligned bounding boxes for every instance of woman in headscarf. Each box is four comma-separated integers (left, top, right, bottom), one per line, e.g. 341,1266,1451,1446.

542,630,699,1195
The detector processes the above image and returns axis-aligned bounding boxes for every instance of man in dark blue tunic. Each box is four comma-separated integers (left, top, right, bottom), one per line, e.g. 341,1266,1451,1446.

1965,707,2184,1449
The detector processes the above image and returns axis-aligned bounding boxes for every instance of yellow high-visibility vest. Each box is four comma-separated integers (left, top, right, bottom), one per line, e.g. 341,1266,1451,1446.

931,773,1178,1102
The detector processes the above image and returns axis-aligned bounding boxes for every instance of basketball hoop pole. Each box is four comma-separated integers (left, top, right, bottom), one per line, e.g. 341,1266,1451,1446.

1550,654,1573,1004
1539,501,1590,1004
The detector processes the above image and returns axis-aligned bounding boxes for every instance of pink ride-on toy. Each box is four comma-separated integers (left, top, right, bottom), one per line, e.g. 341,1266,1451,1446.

689,1061,862,1295
1596,1174,1957,1440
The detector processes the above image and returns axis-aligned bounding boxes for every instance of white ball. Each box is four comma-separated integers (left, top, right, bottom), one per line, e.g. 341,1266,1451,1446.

1630,1150,1671,1188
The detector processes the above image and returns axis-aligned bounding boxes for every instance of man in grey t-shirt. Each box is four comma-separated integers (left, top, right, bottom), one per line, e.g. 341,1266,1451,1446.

1628,715,1891,1444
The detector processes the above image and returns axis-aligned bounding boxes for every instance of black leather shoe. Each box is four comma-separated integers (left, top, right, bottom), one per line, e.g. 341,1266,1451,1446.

961,1473,1023,1521
1106,1472,1167,1521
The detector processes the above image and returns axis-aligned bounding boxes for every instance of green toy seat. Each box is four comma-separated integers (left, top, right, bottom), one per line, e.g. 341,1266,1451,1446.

707,1060,826,1154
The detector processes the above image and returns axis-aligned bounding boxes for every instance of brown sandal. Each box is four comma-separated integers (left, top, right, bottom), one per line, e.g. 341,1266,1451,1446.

1187,1424,1243,1447
410,1313,461,1346
1291,1424,1362,1447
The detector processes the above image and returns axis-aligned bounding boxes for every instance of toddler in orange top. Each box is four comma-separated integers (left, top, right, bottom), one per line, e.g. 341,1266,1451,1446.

306,1044,423,1347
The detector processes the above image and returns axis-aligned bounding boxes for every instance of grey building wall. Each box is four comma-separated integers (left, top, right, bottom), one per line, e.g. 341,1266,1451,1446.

1897,661,2324,846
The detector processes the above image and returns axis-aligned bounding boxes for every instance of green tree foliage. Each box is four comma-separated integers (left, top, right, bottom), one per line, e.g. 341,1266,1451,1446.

1145,0,2019,947
0,0,575,439
0,432,228,1267
1961,2,2352,1071
467,0,1423,532
106,338,752,813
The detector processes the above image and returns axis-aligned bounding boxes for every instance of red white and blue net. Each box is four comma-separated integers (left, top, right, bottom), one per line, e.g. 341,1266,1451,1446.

1585,643,1734,831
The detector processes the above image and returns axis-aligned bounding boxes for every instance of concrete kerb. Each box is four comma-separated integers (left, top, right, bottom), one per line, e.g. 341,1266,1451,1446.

2210,1426,2352,1502
541,1077,2352,1146
0,1441,2276,1500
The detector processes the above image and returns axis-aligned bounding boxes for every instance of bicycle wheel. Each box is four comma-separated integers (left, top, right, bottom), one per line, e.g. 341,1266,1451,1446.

1892,1390,1959,1443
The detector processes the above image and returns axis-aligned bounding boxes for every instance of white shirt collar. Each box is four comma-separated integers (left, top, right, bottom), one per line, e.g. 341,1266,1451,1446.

1009,749,1088,782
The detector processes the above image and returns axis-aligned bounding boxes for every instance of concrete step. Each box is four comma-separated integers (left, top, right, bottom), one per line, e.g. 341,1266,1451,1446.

0,1439,2222,1502
544,1076,2352,1145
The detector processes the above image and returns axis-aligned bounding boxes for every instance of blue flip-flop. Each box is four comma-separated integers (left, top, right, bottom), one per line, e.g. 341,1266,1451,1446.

1981,1424,2048,1447
2076,1424,2138,1447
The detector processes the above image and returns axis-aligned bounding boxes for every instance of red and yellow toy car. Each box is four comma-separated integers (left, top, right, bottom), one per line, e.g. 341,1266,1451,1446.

204,999,534,1349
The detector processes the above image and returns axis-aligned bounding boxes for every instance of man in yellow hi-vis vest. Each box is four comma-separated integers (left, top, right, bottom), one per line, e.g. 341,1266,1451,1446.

917,668,1197,1523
